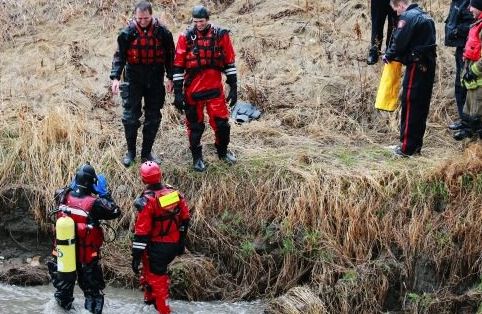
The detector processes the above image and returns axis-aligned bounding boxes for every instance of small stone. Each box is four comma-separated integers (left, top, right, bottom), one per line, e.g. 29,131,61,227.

0,256,4,260
26,257,32,264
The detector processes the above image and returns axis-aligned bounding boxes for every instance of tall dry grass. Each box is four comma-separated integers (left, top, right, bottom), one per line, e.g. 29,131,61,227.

1,0,481,312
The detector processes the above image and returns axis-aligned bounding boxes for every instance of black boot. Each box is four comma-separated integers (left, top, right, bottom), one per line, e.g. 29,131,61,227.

191,146,206,172
141,122,160,164
122,124,138,167
453,128,473,141
84,293,104,314
216,144,237,165
367,47,379,65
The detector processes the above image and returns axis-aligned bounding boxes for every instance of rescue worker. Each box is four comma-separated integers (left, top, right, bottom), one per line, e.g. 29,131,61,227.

383,0,436,157
49,164,121,313
110,1,175,167
367,0,397,65
454,0,482,140
173,5,237,172
445,0,474,130
131,161,190,314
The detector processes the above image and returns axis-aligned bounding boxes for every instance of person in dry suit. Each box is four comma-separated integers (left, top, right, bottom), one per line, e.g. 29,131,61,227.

367,0,397,64
445,0,474,130
173,5,237,172
110,1,175,167
131,161,190,314
383,0,436,157
48,164,121,313
454,0,482,140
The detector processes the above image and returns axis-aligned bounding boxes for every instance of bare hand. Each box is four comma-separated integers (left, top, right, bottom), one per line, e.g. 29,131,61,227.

165,79,174,94
111,79,120,95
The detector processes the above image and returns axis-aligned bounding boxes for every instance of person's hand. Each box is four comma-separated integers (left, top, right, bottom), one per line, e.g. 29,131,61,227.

382,55,389,64
131,256,141,274
226,84,237,108
111,79,120,95
463,68,478,82
165,79,174,94
93,174,109,198
174,92,185,113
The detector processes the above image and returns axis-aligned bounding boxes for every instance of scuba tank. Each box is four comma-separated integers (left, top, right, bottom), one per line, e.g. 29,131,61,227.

55,216,76,273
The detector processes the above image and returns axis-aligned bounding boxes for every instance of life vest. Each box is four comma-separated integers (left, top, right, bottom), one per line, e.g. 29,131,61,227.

464,19,482,61
184,26,226,72
145,188,183,243
56,193,103,264
126,18,165,65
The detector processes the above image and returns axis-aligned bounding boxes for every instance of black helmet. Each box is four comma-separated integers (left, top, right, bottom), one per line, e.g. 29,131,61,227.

192,5,209,19
75,164,97,191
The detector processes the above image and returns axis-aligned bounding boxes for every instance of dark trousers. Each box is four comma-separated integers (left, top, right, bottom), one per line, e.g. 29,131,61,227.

400,62,436,154
454,47,467,119
370,0,397,50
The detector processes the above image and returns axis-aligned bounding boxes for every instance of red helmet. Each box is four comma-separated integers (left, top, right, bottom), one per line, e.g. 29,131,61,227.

140,161,162,184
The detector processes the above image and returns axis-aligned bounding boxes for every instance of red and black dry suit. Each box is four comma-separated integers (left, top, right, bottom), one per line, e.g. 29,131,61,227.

132,183,190,314
110,18,175,159
173,24,237,160
49,187,120,313
385,4,437,155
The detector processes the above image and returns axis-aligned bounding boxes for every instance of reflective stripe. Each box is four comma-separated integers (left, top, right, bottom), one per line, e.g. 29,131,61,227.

173,73,184,79
158,191,180,207
132,242,146,248
225,69,236,75
132,245,146,250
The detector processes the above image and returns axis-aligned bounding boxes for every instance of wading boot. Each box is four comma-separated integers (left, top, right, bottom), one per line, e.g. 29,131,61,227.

366,47,379,65
216,144,237,165
122,151,136,167
191,146,206,172
141,153,161,164
122,125,138,167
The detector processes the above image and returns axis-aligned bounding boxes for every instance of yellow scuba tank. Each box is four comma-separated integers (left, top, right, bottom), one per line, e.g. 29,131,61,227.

56,216,76,273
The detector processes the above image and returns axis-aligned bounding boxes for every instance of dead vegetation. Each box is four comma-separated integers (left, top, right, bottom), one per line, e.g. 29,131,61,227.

0,0,481,312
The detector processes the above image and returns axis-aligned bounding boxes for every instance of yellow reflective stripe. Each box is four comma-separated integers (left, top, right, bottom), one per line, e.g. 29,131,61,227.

158,191,180,207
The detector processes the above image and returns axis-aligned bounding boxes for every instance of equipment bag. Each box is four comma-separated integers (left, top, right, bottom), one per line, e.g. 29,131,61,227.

375,61,402,112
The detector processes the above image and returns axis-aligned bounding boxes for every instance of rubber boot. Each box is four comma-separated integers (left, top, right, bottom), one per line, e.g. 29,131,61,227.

191,146,206,172
216,144,237,165
367,46,379,65
122,125,138,167
84,292,104,314
141,123,161,164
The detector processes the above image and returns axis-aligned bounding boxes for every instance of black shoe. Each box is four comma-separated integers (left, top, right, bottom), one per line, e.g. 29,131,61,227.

393,145,420,158
367,48,379,65
122,151,136,167
193,158,206,172
141,153,161,164
448,121,463,130
219,151,237,165
453,129,473,141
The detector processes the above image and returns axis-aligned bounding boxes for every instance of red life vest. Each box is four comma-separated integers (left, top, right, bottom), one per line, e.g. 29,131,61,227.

464,19,482,61
145,188,183,243
185,26,226,72
57,194,103,264
126,18,165,65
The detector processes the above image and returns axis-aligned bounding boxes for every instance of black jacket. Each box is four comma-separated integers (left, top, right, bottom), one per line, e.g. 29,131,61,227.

385,4,436,65
445,0,473,47
110,19,175,81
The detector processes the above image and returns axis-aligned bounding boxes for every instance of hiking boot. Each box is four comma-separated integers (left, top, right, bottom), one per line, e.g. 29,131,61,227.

219,151,237,165
367,47,379,65
122,151,136,167
392,145,420,158
141,153,161,164
193,158,206,172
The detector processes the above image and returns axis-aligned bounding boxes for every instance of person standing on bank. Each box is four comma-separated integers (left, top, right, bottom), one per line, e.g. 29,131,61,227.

445,0,474,130
110,1,175,167
173,5,237,172
367,0,397,65
383,0,437,157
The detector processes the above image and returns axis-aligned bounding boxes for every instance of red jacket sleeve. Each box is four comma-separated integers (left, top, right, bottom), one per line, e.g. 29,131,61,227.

134,196,154,237
220,32,236,65
174,33,188,69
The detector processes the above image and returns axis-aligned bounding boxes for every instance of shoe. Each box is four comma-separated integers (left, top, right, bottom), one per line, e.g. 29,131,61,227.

453,129,473,141
141,153,161,164
219,151,237,165
367,48,379,65
122,151,136,167
392,145,420,158
193,158,206,172
448,121,463,130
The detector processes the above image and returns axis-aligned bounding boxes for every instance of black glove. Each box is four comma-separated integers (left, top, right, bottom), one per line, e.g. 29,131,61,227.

131,256,141,274
177,222,189,255
174,91,185,113
226,84,237,108
463,68,478,82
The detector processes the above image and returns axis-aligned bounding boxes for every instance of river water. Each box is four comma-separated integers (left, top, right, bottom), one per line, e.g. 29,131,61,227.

0,283,264,313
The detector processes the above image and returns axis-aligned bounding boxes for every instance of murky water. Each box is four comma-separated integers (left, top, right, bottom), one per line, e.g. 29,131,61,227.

0,283,264,313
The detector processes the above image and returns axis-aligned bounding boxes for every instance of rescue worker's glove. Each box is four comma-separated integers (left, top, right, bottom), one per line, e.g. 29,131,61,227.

177,221,189,255
174,90,185,113
131,256,141,274
463,68,478,82
93,174,109,198
226,84,237,108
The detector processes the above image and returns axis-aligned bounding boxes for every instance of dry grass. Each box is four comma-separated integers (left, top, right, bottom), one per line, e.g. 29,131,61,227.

1,0,481,312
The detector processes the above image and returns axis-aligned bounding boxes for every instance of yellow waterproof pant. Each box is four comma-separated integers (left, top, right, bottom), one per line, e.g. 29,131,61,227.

375,61,402,112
